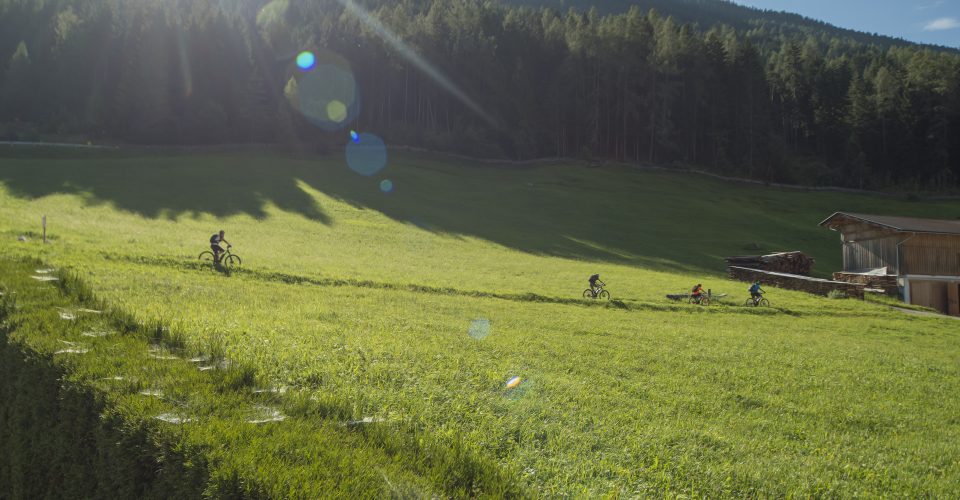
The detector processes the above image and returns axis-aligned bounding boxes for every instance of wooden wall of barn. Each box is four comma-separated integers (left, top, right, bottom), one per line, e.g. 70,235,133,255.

842,237,899,273
901,234,960,276
908,280,960,315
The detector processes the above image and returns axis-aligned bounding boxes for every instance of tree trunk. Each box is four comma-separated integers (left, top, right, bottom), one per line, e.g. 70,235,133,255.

649,74,656,163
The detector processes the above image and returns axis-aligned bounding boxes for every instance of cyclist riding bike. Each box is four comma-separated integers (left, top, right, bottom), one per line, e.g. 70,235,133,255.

749,280,765,303
690,283,705,303
588,274,606,297
209,230,232,264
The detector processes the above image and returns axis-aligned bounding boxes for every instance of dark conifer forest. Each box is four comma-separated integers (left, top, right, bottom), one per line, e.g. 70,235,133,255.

1,0,959,189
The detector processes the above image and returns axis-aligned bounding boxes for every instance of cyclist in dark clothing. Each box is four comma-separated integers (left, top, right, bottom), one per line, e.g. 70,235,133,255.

588,274,605,297
210,230,231,264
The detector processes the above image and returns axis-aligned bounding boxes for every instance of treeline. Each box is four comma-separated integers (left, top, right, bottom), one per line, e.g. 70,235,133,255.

1,0,959,189
506,0,941,51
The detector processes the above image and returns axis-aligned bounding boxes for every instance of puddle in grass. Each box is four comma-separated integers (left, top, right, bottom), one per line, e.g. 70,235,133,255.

56,340,89,353
54,348,90,355
342,416,386,427
252,386,288,395
198,359,231,372
246,405,287,424
149,353,179,360
58,307,102,320
82,330,115,338
155,413,192,424
147,345,180,360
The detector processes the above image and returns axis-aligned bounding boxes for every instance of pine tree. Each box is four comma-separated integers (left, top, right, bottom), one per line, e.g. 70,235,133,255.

2,40,31,120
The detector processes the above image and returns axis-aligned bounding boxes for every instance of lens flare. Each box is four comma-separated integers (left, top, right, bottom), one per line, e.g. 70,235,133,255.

350,130,360,143
296,51,316,70
326,100,348,122
346,133,387,177
379,179,394,193
286,50,359,131
506,376,521,389
468,318,490,340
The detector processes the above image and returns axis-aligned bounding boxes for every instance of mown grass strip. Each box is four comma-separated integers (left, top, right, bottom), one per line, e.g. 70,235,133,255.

0,258,530,498
100,252,796,317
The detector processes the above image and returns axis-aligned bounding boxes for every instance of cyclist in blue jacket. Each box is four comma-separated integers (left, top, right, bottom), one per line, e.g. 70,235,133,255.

749,280,765,302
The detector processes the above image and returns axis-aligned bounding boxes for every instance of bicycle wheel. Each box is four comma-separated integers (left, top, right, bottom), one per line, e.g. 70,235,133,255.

759,298,770,307
700,296,711,306
223,254,241,268
745,298,756,307
583,289,595,299
199,251,215,262
598,290,610,300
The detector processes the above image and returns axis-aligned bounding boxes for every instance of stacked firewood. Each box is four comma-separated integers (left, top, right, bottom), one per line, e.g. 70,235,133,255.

728,266,864,298
724,251,815,275
832,272,898,295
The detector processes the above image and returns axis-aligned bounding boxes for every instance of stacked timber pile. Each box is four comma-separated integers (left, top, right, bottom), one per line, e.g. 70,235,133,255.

832,272,898,296
728,266,865,299
724,251,815,275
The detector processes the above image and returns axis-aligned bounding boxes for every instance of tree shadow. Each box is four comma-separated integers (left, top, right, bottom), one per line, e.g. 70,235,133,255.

288,151,763,275
0,148,331,224
0,147,855,276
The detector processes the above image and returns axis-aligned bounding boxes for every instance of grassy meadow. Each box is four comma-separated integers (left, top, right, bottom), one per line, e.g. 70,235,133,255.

2,146,960,496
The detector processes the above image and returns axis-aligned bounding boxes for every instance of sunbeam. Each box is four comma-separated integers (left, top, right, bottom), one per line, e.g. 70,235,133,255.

336,0,499,129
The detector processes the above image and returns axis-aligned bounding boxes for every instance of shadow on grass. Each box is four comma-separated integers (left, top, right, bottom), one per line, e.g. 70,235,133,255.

2,146,920,275
0,148,331,224
0,147,710,272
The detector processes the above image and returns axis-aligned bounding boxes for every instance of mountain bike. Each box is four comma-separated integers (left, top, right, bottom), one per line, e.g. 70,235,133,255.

690,292,711,306
744,295,769,307
199,245,242,268
583,283,610,300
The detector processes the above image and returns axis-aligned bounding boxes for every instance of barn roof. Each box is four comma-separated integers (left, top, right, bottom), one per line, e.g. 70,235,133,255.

820,212,960,236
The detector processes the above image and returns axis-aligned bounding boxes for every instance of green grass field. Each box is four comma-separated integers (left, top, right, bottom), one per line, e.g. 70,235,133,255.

2,146,960,496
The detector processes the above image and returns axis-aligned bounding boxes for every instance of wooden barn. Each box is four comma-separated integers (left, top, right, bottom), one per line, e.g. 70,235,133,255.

820,212,960,316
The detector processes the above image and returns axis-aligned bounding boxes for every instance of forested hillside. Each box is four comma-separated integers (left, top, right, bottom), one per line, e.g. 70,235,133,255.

507,0,958,51
1,0,959,189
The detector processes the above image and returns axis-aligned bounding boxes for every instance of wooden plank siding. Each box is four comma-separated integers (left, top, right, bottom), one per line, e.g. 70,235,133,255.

950,283,960,316
842,236,900,273
901,234,960,276
910,280,950,314
831,221,960,276
832,221,901,273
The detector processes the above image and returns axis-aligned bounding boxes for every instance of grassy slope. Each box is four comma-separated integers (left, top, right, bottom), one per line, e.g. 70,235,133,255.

0,260,515,498
1,146,960,496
